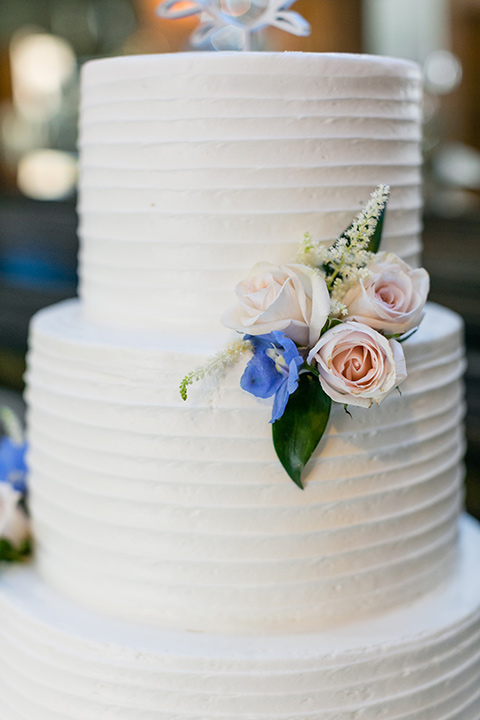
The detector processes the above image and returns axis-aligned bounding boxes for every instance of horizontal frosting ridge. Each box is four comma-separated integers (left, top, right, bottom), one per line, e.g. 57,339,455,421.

1,515,480,717
77,52,424,332
25,300,465,632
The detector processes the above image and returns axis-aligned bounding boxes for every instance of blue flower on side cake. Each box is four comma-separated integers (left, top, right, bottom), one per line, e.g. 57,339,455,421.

241,332,303,422
180,186,430,488
0,408,31,563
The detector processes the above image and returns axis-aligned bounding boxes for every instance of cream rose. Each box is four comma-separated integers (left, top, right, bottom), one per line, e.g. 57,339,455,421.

0,483,30,547
222,262,330,346
342,252,429,335
307,321,407,408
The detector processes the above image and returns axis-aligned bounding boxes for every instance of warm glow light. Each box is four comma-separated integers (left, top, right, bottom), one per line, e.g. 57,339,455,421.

17,149,77,200
424,51,462,95
435,143,480,190
173,0,199,12
10,31,76,121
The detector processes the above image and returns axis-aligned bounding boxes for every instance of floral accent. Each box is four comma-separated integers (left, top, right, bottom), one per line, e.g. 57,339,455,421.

180,337,251,401
156,0,310,52
222,262,330,347
0,437,27,494
0,483,29,548
299,185,390,307
342,251,430,335
240,332,303,422
307,321,407,408
0,408,31,562
180,186,430,488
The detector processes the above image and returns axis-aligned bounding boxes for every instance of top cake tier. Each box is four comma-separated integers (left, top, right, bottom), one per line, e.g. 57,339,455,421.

78,52,423,334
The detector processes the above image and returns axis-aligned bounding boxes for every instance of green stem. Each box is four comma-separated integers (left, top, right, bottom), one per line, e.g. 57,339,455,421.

299,364,319,378
326,258,346,290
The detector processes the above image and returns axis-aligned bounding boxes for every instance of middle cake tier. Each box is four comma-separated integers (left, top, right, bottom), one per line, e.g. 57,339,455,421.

26,299,464,634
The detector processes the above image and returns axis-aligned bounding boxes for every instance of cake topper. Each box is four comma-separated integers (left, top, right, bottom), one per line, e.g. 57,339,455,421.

156,0,310,51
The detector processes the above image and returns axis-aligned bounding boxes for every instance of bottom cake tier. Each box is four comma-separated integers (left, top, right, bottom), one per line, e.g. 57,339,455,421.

0,513,479,719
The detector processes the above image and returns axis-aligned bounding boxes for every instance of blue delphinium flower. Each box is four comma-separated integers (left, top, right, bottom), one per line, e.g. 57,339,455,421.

240,331,303,423
0,437,28,494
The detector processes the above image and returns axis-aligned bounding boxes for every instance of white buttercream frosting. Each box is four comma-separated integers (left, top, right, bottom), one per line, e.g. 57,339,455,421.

25,300,465,632
78,52,423,333
3,50,479,718
1,515,480,719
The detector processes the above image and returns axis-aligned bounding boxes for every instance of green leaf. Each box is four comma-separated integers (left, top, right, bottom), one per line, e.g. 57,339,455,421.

333,189,388,254
0,538,19,562
322,317,343,334
397,327,418,344
272,373,331,489
366,201,386,253
0,536,32,563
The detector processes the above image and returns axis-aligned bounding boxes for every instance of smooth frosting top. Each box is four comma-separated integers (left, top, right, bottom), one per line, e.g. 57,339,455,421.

82,51,421,84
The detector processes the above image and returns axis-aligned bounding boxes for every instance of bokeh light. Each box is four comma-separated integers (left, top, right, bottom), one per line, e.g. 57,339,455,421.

10,31,76,121
17,149,77,200
424,50,462,95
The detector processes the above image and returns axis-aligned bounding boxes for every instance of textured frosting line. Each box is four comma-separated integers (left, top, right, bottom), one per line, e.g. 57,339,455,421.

1,515,480,718
82,51,422,82
25,300,465,633
77,52,423,332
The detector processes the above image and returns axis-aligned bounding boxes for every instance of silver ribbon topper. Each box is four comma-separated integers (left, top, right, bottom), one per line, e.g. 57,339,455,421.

156,0,311,51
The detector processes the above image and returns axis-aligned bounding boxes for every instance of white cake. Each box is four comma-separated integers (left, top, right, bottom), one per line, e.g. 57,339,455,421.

1,52,479,718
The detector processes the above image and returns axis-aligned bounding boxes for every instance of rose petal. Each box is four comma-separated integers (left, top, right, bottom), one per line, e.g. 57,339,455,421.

343,252,429,334
308,321,404,407
223,261,330,344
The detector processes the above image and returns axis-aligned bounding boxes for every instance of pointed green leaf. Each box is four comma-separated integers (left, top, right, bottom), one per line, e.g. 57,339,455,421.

272,372,331,489
0,536,32,563
330,187,388,256
366,201,386,253
322,317,343,334
394,327,418,344
0,538,16,562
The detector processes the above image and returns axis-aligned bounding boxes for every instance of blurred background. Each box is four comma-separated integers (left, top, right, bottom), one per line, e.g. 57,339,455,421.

0,0,478,516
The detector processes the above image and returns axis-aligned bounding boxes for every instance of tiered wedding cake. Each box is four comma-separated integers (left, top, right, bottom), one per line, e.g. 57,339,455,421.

1,52,480,718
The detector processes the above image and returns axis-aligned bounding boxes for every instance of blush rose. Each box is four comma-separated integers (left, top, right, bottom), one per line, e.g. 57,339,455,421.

222,262,330,347
307,321,407,408
342,252,429,335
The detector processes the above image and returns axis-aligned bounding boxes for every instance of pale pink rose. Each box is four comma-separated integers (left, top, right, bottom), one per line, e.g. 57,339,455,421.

222,262,330,346
0,483,30,547
307,321,407,408
342,252,429,335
